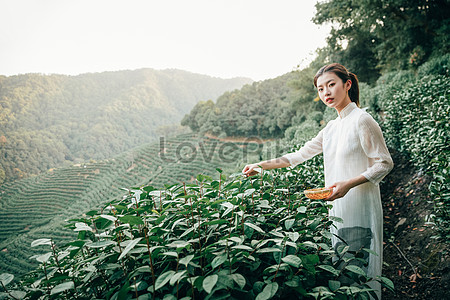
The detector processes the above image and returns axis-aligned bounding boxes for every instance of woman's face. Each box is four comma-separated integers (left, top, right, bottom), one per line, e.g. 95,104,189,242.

316,72,352,113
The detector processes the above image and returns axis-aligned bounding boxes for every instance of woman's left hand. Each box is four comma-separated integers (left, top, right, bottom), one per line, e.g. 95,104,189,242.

324,181,351,201
324,175,369,201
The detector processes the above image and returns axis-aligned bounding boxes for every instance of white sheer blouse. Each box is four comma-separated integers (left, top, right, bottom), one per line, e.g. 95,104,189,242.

283,102,393,186
283,102,393,297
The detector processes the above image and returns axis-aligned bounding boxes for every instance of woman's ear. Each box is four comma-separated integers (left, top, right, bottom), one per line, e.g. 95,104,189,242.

346,80,352,91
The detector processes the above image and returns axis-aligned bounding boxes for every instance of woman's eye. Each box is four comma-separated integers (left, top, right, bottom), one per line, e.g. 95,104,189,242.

329,83,335,87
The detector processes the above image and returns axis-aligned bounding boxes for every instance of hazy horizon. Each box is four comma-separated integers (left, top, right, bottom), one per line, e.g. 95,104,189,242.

0,0,331,81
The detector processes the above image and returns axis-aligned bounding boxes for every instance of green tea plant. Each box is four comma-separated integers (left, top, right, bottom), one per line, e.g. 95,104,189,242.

0,133,249,278
383,74,450,241
7,167,393,300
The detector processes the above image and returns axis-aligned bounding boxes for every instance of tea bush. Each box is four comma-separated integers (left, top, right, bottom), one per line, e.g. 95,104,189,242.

1,168,393,299
363,70,416,120
382,74,450,240
417,54,450,78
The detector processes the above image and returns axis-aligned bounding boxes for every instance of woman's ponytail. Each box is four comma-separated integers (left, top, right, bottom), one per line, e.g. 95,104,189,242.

348,72,359,107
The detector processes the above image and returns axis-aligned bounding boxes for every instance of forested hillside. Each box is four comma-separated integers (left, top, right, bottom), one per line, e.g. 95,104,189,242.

0,69,252,183
181,66,325,139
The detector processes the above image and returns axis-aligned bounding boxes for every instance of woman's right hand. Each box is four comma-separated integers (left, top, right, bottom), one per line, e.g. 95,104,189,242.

242,163,262,177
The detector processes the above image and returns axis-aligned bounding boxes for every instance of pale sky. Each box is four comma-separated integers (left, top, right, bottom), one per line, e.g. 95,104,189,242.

0,0,331,81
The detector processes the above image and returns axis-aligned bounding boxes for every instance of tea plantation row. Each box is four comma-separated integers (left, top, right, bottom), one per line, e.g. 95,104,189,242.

0,134,260,278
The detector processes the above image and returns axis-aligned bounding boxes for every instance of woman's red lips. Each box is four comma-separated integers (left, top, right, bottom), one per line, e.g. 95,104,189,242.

326,97,333,102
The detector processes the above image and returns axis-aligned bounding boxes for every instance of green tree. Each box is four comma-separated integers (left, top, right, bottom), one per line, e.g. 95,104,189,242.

313,0,450,79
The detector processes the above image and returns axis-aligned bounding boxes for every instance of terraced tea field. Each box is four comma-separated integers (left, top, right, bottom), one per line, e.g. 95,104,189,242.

0,133,262,277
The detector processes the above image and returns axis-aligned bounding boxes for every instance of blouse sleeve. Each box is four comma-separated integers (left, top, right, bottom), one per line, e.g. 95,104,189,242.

282,127,324,168
358,113,394,185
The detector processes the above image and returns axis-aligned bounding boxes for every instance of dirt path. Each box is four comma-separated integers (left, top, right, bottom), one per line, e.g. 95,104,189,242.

380,150,449,299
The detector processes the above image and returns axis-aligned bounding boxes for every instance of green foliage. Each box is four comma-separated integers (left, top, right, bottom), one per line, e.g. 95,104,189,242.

182,70,323,139
313,0,450,82
356,55,450,240
382,74,450,240
0,273,27,299
0,69,251,182
0,134,256,278
17,168,392,299
417,53,450,78
0,165,5,185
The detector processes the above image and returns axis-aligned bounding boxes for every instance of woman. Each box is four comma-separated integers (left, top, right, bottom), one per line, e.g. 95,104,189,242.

242,63,393,298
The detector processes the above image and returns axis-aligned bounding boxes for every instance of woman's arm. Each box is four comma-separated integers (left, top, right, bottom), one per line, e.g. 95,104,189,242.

358,114,394,184
325,175,368,201
242,157,290,177
243,126,326,177
325,114,394,201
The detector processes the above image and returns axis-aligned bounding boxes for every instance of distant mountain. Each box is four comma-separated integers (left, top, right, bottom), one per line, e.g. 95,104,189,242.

0,69,252,183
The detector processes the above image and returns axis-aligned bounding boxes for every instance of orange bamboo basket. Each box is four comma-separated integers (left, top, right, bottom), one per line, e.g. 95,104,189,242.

304,187,333,200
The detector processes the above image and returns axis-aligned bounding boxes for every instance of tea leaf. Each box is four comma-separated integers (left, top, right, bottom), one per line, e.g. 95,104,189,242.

86,240,116,248
231,273,246,289
244,222,265,234
161,251,178,258
165,241,190,249
179,227,196,239
50,281,74,295
228,236,242,244
378,276,394,291
0,273,14,286
284,219,295,230
256,247,281,254
99,214,117,222
297,206,307,213
35,252,52,263
281,255,302,268
345,265,367,277
170,270,187,285
179,254,194,267
328,280,341,291
287,232,300,242
256,282,278,300
130,281,148,292
9,291,27,299
134,266,152,274
203,274,218,294
337,245,349,255
118,238,142,260
301,241,318,249
155,270,175,291
244,188,256,196
31,239,52,247
211,254,227,269
231,245,253,251
74,222,93,232
318,265,340,276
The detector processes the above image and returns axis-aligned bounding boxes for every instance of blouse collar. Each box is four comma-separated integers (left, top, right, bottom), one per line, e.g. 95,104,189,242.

338,102,357,119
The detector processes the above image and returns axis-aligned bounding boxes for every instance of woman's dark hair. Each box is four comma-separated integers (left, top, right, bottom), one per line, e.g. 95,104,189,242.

313,63,360,107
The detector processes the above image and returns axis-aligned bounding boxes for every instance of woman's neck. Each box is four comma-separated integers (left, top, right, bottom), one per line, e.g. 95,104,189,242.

334,97,352,114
